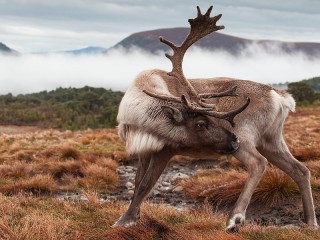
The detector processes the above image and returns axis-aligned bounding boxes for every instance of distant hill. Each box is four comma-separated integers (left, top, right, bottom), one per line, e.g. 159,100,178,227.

0,86,124,130
33,46,107,55
109,27,320,57
0,42,18,54
63,46,106,55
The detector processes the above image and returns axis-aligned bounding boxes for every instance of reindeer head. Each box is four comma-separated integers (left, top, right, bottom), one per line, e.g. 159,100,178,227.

161,104,240,153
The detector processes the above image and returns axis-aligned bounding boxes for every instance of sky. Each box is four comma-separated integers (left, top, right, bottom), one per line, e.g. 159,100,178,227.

0,0,320,52
0,0,320,95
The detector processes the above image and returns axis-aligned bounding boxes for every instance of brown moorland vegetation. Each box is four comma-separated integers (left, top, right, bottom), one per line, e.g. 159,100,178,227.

0,128,124,195
0,107,318,239
0,194,319,240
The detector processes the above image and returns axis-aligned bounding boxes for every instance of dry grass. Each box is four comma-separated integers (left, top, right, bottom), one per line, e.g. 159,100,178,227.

305,160,320,191
0,194,317,240
181,167,299,207
0,174,58,195
0,153,120,194
0,128,126,161
0,129,122,195
284,107,320,161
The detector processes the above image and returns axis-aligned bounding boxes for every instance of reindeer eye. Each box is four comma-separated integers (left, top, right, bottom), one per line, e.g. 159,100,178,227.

195,120,207,130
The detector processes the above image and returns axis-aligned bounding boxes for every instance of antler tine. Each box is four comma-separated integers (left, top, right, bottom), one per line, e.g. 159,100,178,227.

199,86,238,99
204,6,213,17
182,95,251,127
143,90,181,103
197,6,202,17
205,98,251,127
159,36,176,52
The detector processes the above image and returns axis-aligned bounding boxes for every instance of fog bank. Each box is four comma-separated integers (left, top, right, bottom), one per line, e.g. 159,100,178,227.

0,46,319,95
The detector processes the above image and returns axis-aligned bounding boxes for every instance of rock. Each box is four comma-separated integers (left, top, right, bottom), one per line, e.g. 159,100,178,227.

172,165,180,170
171,173,189,182
172,186,184,192
158,186,172,192
127,190,134,195
152,190,161,196
281,224,300,229
125,168,134,173
123,172,135,178
117,166,126,171
162,181,171,187
125,166,136,170
125,182,134,189
116,169,125,174
107,196,117,201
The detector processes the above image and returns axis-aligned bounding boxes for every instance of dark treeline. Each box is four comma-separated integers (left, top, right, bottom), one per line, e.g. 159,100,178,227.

0,86,124,130
287,76,320,106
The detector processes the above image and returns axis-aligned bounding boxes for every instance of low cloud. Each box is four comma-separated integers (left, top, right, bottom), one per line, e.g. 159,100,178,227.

0,46,319,95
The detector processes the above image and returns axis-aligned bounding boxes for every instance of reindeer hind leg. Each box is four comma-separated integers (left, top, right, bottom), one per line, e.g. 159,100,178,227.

258,137,318,227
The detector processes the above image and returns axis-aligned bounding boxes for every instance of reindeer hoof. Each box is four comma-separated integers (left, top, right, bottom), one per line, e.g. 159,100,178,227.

226,213,245,233
111,216,137,228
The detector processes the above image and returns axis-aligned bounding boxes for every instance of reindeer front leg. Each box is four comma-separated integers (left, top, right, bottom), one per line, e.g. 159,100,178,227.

226,143,268,232
112,148,173,227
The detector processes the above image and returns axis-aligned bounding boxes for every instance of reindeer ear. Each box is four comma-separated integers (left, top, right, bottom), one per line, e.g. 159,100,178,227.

161,106,184,123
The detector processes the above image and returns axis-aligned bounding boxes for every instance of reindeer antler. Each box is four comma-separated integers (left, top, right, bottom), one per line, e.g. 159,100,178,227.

160,6,224,101
143,6,250,127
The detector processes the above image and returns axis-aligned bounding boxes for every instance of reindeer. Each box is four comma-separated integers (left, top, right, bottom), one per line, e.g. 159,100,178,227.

114,6,318,231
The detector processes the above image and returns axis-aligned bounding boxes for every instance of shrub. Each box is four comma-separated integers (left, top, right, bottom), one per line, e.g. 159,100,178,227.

60,147,80,160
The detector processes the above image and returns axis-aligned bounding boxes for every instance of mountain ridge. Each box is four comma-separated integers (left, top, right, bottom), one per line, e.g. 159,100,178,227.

0,42,18,54
109,27,320,57
2,28,320,57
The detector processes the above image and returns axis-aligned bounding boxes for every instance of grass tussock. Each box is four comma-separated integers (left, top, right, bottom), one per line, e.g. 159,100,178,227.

180,168,247,204
252,168,299,206
60,147,80,160
0,174,58,195
79,164,119,190
181,167,299,207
